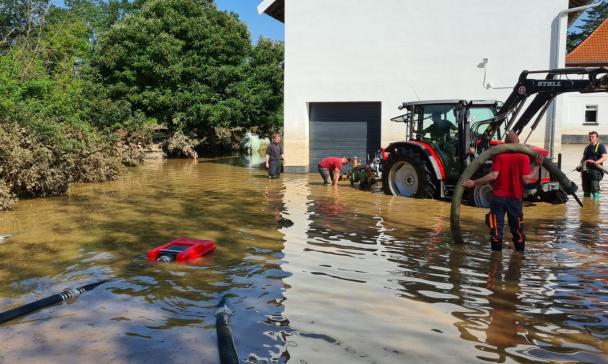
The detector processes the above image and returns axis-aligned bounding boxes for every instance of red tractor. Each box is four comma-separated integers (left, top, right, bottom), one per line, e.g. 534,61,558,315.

381,68,608,207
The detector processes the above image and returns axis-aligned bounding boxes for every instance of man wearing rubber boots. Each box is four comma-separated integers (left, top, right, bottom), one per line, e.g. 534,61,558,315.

463,132,543,252
579,131,607,200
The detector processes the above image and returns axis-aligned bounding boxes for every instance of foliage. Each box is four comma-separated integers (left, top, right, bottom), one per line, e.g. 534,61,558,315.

239,37,284,133
94,0,284,138
0,180,16,211
0,124,71,198
0,0,50,53
64,0,133,38
164,130,200,158
567,1,608,52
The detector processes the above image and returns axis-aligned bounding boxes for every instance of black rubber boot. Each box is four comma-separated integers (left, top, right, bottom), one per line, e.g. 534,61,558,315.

490,239,503,252
514,241,525,252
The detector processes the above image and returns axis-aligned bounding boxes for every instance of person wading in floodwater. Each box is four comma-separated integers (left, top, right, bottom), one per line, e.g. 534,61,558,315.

579,131,607,200
463,131,543,252
317,156,351,187
265,134,284,179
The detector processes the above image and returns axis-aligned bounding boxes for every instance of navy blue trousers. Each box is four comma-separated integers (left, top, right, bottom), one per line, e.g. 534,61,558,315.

268,160,282,178
487,197,525,252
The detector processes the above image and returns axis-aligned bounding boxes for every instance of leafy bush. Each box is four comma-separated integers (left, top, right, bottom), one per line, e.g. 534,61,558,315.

0,124,70,198
164,130,200,159
0,180,16,211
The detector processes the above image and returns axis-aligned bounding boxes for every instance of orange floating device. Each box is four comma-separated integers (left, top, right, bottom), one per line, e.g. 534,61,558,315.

147,237,216,263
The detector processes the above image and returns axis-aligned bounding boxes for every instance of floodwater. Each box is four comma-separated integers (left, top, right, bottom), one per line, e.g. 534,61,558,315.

0,145,606,364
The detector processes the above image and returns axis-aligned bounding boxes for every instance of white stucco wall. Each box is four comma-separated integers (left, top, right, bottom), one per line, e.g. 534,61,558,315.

562,94,608,141
282,0,571,170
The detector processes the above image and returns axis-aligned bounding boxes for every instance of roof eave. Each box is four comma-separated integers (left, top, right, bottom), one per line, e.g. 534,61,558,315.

566,61,608,67
258,0,284,23
568,0,594,27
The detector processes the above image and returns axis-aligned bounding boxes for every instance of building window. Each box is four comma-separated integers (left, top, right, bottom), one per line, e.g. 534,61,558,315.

585,105,598,124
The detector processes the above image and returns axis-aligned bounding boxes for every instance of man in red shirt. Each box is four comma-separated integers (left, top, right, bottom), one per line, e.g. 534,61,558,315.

318,156,351,186
463,132,543,252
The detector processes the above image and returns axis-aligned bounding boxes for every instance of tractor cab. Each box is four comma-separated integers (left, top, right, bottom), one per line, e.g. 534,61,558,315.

391,100,500,181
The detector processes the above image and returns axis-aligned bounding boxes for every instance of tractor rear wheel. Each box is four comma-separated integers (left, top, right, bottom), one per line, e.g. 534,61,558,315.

382,150,436,198
473,184,493,208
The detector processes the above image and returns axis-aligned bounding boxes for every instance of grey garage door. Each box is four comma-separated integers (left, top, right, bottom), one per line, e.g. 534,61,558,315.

309,102,381,170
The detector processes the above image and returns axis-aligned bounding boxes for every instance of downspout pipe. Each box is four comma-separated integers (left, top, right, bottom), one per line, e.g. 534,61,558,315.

547,0,603,157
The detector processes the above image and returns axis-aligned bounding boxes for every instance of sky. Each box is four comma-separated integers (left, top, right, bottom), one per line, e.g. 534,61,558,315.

50,0,284,42
216,0,284,42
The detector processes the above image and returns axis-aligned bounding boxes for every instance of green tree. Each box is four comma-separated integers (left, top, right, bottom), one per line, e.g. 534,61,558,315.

238,37,284,132
567,0,608,52
0,7,91,132
94,0,283,138
0,0,51,52
64,0,133,41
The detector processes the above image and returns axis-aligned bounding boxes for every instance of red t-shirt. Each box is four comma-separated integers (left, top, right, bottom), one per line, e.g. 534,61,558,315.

319,157,344,170
490,153,531,199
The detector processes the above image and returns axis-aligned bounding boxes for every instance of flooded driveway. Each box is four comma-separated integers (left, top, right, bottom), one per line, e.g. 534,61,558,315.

0,145,606,363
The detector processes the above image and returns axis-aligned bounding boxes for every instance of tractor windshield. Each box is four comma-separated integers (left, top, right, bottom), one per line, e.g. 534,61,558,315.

419,104,458,144
469,106,502,152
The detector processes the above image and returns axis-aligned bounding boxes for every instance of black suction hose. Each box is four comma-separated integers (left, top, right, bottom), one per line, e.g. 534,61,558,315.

216,295,239,364
450,144,581,244
0,280,109,324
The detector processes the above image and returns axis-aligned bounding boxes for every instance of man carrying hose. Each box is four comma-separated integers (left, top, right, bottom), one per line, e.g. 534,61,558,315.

579,131,607,200
463,131,543,252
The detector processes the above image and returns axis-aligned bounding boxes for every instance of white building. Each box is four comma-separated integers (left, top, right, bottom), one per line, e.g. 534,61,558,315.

259,0,593,172
563,18,608,143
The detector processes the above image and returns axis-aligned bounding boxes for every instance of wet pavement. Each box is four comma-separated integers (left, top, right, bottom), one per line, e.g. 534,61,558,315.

0,145,606,363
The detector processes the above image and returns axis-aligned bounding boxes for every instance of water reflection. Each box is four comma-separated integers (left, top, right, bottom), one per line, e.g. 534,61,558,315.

0,145,606,363
240,152,266,169
480,253,524,362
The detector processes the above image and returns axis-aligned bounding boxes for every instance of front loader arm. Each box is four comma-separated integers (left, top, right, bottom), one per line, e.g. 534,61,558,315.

488,68,608,138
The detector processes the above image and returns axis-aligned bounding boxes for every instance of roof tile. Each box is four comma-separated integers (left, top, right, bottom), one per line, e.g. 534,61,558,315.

566,19,608,66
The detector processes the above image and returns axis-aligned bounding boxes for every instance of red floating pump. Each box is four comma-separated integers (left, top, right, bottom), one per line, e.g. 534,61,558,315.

147,237,216,263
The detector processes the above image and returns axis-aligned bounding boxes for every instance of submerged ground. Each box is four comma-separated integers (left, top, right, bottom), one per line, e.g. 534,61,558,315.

0,145,606,363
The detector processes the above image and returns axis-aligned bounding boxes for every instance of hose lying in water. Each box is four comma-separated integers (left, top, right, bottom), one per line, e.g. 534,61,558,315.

0,280,109,324
450,144,581,244
216,295,239,364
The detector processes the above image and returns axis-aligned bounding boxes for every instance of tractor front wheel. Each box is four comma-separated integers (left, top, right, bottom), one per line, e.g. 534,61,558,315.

382,151,436,198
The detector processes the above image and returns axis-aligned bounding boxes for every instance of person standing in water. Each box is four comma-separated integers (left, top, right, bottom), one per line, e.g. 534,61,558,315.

580,131,607,199
463,131,543,252
265,134,284,179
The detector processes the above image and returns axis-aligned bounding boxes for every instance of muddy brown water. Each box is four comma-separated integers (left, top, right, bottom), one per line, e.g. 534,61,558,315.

0,145,606,363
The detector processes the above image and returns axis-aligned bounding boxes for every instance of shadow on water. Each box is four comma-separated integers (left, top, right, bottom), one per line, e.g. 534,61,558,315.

0,144,606,363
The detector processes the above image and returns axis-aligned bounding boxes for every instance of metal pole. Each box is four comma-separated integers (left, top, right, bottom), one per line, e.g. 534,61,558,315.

548,1,603,157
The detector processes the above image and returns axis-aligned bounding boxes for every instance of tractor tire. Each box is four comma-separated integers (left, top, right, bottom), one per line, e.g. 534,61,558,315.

473,184,493,208
539,189,569,204
382,150,436,198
